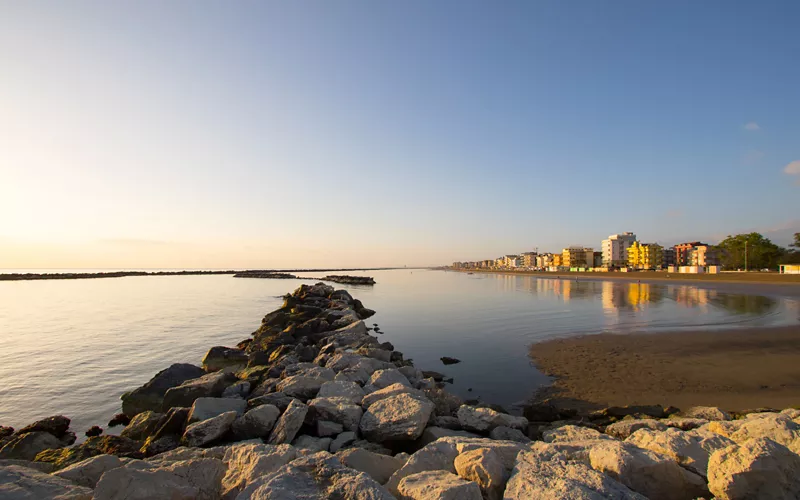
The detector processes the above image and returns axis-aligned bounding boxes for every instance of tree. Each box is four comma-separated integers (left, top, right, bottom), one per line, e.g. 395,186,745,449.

792,233,800,249
714,233,786,271
784,233,800,264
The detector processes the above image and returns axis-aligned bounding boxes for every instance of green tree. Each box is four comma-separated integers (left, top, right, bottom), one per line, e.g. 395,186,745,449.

792,233,800,249
784,233,800,264
714,233,786,271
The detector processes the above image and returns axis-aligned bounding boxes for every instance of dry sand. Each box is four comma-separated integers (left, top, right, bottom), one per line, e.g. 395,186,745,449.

529,325,800,412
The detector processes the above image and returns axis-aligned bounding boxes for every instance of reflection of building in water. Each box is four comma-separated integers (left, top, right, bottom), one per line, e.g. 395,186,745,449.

602,281,629,311
674,287,716,309
708,293,778,315
627,283,651,308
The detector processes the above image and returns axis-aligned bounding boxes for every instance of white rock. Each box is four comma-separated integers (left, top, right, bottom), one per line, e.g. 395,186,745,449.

503,450,646,499
723,413,800,454
182,411,237,447
276,375,329,399
456,405,528,433
360,393,434,442
267,399,308,445
308,397,363,432
589,440,709,500
683,406,731,421
221,443,296,499
442,436,527,471
626,427,715,477
337,447,406,484
368,369,411,389
385,440,459,495
454,448,506,500
188,397,246,423
95,466,198,499
362,383,428,409
53,454,123,488
231,404,280,440
317,380,365,404
543,424,613,443
397,470,482,500
157,458,226,500
708,437,800,500
0,464,93,499
606,419,669,439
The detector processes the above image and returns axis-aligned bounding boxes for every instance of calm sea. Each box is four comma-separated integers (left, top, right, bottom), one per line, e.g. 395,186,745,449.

1,269,798,435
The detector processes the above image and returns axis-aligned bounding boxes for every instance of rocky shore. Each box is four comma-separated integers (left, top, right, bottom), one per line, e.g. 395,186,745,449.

234,273,377,285
2,283,800,499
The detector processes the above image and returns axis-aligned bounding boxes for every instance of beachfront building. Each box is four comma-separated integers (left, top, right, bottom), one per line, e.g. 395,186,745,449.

780,264,800,274
674,242,707,266
562,247,594,268
602,232,637,267
521,252,537,268
503,255,521,268
536,254,554,268
689,245,719,267
627,242,664,270
662,248,676,268
552,254,563,267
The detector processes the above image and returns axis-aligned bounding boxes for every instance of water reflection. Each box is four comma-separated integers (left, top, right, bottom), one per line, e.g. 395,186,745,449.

510,277,779,316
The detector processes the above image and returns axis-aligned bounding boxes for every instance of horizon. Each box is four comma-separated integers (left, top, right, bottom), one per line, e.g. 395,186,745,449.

2,1,799,269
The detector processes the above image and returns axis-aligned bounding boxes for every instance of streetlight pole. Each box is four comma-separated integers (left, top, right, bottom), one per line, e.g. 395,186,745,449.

745,241,748,272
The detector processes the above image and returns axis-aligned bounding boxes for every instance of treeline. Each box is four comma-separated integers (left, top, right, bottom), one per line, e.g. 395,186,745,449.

713,232,800,270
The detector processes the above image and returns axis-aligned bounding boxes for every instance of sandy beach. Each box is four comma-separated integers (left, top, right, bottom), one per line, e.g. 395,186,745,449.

529,324,800,413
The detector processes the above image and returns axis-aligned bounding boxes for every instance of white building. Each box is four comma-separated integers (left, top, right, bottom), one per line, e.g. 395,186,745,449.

602,232,637,267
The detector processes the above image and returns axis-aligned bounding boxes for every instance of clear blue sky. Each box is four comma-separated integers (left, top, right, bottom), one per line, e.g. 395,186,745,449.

1,1,798,268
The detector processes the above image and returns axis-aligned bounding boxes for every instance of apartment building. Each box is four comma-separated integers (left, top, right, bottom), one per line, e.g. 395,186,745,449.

602,232,637,267
562,247,594,268
627,242,664,269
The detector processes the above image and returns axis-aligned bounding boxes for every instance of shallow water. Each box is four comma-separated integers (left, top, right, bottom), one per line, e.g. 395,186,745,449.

1,269,798,434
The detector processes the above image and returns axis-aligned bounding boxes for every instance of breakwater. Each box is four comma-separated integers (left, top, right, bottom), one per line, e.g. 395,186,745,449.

1,283,799,499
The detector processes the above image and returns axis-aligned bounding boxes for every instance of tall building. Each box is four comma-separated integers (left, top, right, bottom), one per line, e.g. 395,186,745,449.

552,254,563,267
627,242,664,269
521,252,538,268
674,242,705,266
689,245,719,267
602,232,637,267
562,247,594,268
662,248,676,268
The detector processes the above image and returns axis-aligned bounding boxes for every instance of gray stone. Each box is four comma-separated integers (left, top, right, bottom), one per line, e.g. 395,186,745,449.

489,426,531,443
308,397,363,432
368,369,411,389
221,381,251,399
182,411,237,447
121,363,205,416
0,432,61,461
385,440,460,495
121,411,164,441
317,420,344,437
420,426,480,446
162,371,238,410
94,458,225,500
397,470,482,500
454,448,507,500
683,406,732,421
708,437,800,500
221,443,297,499
337,447,406,485
201,346,248,372
188,397,246,423
360,393,434,442
247,392,293,412
231,404,281,440
317,380,365,405
330,431,357,453
543,424,613,443
53,454,123,488
268,399,308,445
606,419,669,439
293,435,332,453
0,464,93,499
276,370,335,399
456,405,528,433
362,383,426,409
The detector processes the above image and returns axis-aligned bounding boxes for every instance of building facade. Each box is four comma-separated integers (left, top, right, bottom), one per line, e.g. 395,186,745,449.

627,242,664,269
689,245,718,267
602,232,637,267
562,247,594,268
674,242,706,266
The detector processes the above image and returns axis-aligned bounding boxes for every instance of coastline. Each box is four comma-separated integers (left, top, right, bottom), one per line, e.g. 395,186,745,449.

0,268,415,282
453,268,800,297
529,324,800,412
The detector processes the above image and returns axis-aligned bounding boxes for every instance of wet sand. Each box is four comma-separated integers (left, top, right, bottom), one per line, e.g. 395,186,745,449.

529,325,800,412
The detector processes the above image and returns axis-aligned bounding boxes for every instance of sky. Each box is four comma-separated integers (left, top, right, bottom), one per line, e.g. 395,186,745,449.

1,1,799,268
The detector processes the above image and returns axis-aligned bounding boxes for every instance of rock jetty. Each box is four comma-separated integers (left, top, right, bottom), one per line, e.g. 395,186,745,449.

2,283,800,499
234,272,377,286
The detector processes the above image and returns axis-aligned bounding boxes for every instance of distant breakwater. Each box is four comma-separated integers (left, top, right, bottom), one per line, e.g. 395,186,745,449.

0,268,406,282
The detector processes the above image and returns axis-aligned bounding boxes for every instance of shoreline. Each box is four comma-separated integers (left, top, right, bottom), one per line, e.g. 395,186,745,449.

0,267,416,282
453,268,800,297
529,324,800,413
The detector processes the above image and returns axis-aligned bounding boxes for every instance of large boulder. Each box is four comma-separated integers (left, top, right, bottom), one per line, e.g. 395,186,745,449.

504,449,646,499
221,443,297,499
330,431,357,453
201,346,248,372
385,440,460,495
32,435,143,469
293,435,332,453
362,383,426,409
94,458,224,500
187,397,247,423
121,363,206,416
423,388,464,417
231,405,281,440
268,399,308,445
456,405,527,433
606,419,669,439
707,437,800,500
181,411,237,448
16,416,71,439
368,369,411,389
276,367,335,400
162,371,238,411
247,392,294,412
454,448,507,500
121,411,164,441
0,432,62,461
397,470,482,500
543,425,613,443
336,447,406,485
588,440,709,500
236,451,394,499
0,464,93,499
317,380,365,405
420,427,481,446
359,393,434,442
308,397,363,432
683,406,731,421
53,454,123,488
712,412,800,454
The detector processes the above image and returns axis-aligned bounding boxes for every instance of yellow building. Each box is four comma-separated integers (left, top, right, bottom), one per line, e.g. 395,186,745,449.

627,242,664,270
561,247,594,268
552,254,562,267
